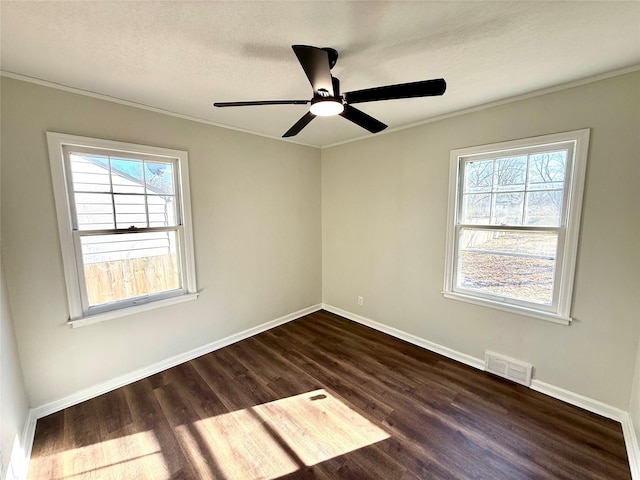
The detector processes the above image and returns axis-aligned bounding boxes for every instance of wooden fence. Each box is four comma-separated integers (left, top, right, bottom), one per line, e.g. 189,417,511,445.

84,254,180,306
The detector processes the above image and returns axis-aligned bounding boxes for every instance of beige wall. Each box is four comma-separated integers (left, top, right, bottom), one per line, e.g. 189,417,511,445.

1,77,322,407
1,254,29,478
322,72,640,409
2,71,639,414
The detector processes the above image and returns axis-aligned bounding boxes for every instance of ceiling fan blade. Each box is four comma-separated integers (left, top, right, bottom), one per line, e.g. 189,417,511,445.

292,45,334,97
214,100,309,107
345,78,446,104
282,111,316,137
339,104,387,133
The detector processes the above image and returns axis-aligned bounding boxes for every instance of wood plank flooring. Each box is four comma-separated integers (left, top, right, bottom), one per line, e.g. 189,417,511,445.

28,310,631,479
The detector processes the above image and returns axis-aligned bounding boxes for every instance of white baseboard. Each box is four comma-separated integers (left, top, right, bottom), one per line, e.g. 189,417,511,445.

31,303,322,419
13,303,321,480
530,378,640,479
529,379,626,421
15,303,639,480
322,303,640,479
321,304,485,370
5,410,36,480
620,412,640,480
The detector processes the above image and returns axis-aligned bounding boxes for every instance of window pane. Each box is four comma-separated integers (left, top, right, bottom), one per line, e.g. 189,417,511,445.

81,231,181,307
147,195,177,227
457,229,557,305
145,161,175,195
525,190,563,226
74,192,114,230
69,153,111,193
111,157,145,194
495,156,527,192
464,159,494,193
114,194,147,228
461,194,491,224
528,151,566,190
493,192,524,225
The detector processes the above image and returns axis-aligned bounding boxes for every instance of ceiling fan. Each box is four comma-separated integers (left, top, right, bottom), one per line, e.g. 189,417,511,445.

213,45,446,138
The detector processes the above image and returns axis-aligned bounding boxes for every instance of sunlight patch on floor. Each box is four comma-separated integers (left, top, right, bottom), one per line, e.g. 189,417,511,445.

190,388,390,480
31,429,168,479
30,389,389,479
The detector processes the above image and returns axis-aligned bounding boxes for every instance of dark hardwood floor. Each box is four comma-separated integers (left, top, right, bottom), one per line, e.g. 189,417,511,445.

28,310,631,479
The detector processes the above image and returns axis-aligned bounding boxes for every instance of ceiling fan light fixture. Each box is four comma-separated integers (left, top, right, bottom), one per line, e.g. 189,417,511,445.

310,98,344,116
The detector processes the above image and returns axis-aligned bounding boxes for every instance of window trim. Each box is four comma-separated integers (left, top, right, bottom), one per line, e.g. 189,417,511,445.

443,129,590,325
47,132,198,327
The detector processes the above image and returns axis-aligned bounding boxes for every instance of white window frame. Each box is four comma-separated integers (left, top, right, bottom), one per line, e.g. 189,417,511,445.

47,132,198,328
443,129,590,325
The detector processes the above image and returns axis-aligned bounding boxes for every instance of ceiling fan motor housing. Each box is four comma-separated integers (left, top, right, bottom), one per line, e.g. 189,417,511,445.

317,77,341,98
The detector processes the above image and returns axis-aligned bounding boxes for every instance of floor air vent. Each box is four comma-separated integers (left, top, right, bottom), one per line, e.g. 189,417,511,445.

485,351,532,387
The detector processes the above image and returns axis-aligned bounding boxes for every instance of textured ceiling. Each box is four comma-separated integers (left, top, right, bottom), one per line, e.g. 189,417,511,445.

1,1,639,147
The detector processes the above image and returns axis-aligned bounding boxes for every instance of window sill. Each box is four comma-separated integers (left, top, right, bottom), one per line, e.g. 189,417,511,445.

442,291,571,326
68,292,199,328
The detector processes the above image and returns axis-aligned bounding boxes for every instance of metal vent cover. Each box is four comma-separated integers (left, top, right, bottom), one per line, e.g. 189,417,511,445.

485,351,533,387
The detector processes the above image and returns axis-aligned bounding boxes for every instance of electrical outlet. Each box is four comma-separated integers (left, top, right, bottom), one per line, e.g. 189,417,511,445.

357,296,364,306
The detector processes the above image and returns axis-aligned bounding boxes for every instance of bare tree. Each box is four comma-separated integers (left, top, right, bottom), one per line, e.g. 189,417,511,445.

463,151,567,226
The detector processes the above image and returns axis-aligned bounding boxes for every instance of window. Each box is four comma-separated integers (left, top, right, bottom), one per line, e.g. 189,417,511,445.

47,133,198,327
443,130,589,324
